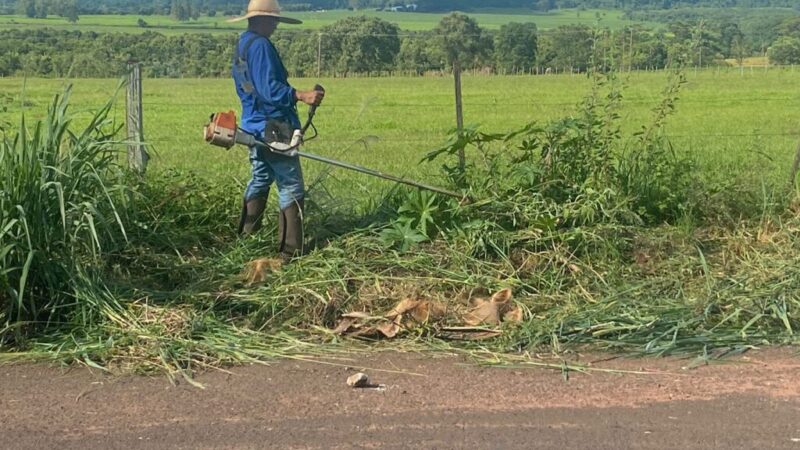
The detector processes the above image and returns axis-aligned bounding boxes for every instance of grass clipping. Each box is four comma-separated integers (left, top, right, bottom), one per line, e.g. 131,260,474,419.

331,288,522,341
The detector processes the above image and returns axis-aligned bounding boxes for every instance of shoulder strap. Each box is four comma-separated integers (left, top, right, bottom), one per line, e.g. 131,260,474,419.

240,33,265,61
234,33,295,117
233,33,267,97
233,32,265,64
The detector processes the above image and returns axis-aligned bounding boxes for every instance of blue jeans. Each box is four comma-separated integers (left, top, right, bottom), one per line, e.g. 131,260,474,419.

244,146,305,210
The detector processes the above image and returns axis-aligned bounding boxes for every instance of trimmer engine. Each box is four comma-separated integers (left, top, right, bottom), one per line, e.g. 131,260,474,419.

204,111,303,155
204,111,239,149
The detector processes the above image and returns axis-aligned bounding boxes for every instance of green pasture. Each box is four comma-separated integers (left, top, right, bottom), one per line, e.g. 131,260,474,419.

1,68,797,197
0,9,653,34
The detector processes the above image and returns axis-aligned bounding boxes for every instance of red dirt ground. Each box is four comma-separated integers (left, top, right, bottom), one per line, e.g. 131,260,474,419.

1,347,799,449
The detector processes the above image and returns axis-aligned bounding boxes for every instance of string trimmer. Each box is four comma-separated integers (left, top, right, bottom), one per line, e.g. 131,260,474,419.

203,85,466,200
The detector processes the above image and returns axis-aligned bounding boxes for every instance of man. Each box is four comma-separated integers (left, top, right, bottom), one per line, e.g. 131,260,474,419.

229,0,324,257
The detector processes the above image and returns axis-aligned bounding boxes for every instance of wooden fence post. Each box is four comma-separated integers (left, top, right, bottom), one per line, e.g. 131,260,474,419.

126,62,148,175
316,32,322,78
788,138,800,188
453,59,465,171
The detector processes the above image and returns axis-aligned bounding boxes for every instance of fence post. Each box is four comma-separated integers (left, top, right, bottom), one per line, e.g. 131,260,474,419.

453,59,465,171
788,139,800,188
316,32,322,78
126,62,148,175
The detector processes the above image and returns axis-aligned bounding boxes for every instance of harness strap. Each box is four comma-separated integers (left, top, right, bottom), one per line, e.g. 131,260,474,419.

233,33,300,127
233,33,266,97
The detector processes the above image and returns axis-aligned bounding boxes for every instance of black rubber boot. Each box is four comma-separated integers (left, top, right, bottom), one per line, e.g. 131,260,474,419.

277,199,304,258
239,197,267,236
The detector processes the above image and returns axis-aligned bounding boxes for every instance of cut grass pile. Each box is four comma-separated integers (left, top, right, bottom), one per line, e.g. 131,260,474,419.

1,69,799,381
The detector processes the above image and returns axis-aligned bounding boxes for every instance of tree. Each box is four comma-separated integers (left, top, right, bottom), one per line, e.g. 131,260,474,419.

667,21,724,67
319,17,401,75
16,0,36,18
535,0,556,11
768,36,800,65
544,25,593,72
397,35,440,74
433,13,492,70
778,17,800,40
632,37,668,70
744,16,784,55
61,0,79,23
717,22,743,58
279,33,318,77
348,0,370,9
33,0,47,18
494,22,538,73
171,0,190,21
732,34,748,66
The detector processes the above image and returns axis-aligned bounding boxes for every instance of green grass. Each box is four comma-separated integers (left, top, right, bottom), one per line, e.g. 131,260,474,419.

2,69,800,380
1,68,797,195
0,9,654,34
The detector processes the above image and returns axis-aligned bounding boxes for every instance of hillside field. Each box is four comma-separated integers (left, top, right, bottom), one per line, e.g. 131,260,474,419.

0,8,654,34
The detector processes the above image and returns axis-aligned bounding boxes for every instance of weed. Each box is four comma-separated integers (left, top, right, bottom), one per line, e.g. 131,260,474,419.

0,85,130,343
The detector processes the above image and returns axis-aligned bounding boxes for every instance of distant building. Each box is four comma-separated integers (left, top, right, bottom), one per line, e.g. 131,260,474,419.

387,4,417,12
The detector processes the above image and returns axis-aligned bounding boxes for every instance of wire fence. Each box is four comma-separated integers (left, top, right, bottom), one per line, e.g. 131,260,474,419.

134,90,800,154
6,66,797,181
125,79,800,152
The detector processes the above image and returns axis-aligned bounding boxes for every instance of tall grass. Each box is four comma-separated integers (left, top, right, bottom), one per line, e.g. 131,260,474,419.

0,86,129,343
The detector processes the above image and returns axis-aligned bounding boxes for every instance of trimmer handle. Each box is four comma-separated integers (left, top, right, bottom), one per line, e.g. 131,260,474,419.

302,84,325,134
308,84,325,115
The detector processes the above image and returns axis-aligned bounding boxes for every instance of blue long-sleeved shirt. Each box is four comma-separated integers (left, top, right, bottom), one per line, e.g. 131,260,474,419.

233,31,301,136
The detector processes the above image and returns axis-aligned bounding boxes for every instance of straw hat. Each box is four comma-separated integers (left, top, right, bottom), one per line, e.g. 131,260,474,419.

227,0,302,24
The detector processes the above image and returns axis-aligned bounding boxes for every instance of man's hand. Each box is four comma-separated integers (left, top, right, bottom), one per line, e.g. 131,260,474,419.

295,89,325,106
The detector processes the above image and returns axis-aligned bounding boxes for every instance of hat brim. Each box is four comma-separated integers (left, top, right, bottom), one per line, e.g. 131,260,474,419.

226,11,302,24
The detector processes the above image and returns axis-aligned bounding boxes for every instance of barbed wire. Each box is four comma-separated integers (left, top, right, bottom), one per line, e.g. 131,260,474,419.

142,132,800,147
139,97,800,108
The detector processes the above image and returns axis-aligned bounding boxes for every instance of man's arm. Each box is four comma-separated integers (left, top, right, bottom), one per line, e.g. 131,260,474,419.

250,42,295,109
250,42,324,108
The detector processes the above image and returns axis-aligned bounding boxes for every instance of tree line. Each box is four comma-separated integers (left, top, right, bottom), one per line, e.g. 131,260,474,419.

2,12,800,79
1,0,797,17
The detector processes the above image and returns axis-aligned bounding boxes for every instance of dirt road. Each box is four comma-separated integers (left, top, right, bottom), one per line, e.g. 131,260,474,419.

2,348,799,449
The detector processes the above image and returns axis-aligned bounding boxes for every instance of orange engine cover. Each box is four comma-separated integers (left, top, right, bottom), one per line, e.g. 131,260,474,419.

204,111,238,149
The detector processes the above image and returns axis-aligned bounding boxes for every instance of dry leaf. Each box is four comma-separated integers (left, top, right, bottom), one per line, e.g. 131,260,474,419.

463,288,514,326
464,299,502,326
385,299,423,319
386,298,447,324
333,289,516,339
332,317,358,335
376,321,401,338
491,288,513,304
503,306,524,323
241,258,283,286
